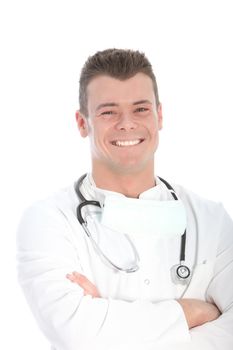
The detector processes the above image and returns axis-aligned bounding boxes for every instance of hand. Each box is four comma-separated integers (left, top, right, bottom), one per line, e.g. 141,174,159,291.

66,271,100,298
177,298,221,329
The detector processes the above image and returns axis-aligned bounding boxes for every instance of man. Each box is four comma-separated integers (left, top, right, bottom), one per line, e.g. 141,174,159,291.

17,49,233,350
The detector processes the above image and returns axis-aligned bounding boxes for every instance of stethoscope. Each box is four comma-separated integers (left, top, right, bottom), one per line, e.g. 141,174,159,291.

75,174,191,284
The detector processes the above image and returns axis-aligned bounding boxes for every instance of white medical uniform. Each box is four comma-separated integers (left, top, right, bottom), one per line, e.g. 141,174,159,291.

16,175,233,350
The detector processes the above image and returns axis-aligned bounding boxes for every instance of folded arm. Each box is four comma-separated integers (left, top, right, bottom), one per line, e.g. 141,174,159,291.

67,271,220,330
17,202,233,350
17,202,191,350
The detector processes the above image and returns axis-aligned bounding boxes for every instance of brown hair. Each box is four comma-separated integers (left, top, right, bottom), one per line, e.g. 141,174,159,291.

79,48,160,117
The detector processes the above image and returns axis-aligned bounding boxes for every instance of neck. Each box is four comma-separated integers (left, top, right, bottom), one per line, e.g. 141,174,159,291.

92,165,156,198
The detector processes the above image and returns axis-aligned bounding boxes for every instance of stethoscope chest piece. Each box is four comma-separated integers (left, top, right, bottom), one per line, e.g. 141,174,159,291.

171,264,191,285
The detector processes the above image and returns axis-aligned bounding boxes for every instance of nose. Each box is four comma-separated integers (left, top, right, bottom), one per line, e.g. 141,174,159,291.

115,112,137,131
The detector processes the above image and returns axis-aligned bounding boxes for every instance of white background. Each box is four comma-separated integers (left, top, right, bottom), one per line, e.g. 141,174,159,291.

0,0,233,348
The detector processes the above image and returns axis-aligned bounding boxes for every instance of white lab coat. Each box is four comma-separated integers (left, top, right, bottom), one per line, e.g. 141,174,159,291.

16,175,233,350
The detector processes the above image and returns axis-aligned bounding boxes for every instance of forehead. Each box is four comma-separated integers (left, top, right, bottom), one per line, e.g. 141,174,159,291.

86,73,156,109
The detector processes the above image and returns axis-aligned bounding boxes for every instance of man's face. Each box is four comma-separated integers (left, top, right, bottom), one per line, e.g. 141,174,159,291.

77,73,163,175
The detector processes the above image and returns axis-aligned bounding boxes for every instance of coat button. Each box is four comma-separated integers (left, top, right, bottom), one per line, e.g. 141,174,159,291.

144,279,150,285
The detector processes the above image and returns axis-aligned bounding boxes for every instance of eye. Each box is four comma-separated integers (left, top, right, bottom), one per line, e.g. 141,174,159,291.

101,110,114,116
135,107,149,113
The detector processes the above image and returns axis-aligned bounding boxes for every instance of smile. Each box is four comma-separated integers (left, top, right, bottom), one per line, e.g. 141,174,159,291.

111,139,144,147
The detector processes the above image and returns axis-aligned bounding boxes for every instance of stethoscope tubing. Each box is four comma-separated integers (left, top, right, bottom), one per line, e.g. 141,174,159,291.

82,222,140,273
75,174,190,280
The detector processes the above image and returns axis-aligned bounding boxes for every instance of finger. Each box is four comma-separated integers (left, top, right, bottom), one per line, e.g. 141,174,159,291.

72,272,100,297
66,272,86,283
66,272,100,297
83,285,100,297
66,273,77,282
73,272,96,291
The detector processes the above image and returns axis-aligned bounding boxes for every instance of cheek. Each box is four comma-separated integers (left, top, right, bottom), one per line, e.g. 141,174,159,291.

91,124,109,147
147,119,159,135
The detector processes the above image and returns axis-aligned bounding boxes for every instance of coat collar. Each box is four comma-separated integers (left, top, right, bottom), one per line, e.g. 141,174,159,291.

80,173,173,207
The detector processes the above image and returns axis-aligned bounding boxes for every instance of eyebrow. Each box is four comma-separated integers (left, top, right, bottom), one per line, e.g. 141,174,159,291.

96,103,118,111
133,99,152,106
96,100,152,112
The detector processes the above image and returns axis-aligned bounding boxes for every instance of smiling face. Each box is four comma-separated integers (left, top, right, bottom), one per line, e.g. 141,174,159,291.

76,73,163,178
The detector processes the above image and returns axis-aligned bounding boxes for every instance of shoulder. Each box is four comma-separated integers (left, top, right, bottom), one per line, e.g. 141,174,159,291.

171,183,233,251
171,182,224,217
22,183,78,218
17,184,78,247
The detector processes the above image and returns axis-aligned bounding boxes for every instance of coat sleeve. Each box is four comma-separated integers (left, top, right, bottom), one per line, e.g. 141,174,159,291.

16,200,190,350
165,205,233,350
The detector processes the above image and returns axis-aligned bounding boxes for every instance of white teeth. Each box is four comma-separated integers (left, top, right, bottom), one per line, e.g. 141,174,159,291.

113,140,141,147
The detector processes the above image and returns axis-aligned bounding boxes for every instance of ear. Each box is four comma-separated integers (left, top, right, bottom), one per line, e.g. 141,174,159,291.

157,103,163,130
76,110,89,137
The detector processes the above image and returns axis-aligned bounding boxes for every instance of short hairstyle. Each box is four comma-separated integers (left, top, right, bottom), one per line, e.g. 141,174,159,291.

79,48,160,117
